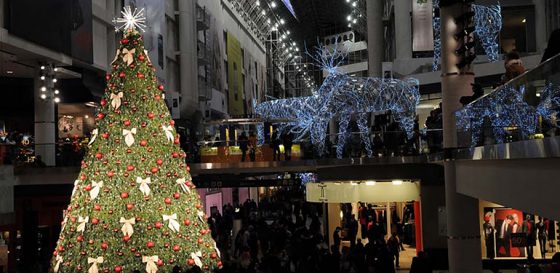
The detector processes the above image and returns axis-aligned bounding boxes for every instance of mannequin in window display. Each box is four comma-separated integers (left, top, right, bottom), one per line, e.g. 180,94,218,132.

483,213,495,259
536,216,548,259
522,214,536,260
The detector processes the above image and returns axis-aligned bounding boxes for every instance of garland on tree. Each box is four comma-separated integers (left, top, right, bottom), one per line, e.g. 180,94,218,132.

50,8,221,273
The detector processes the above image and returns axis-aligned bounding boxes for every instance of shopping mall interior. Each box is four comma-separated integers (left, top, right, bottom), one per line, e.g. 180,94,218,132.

0,0,559,272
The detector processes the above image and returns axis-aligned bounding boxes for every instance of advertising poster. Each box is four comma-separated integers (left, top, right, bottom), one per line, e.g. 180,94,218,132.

125,0,166,85
486,208,526,258
58,116,84,137
227,33,244,116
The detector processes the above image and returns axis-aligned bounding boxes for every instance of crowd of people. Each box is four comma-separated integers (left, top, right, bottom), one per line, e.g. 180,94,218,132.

197,187,434,273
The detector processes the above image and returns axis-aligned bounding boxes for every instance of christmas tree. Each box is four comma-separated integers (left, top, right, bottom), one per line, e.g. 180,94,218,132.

51,7,221,273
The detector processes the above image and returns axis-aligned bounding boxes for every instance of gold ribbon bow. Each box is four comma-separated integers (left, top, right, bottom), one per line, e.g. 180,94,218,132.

142,255,159,273
190,251,203,268
162,125,174,143
111,49,120,64
87,256,104,273
119,217,135,237
110,92,124,110
162,214,180,233
71,179,80,197
53,255,63,273
122,48,136,66
144,50,152,64
176,178,190,193
77,216,89,233
88,129,98,146
123,128,137,147
90,181,103,200
137,177,152,196
197,210,205,223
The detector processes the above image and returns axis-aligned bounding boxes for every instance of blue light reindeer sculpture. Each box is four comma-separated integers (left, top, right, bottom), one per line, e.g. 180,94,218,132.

254,44,420,158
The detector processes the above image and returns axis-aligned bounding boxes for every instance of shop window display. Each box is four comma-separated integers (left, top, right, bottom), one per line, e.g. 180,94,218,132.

482,207,559,260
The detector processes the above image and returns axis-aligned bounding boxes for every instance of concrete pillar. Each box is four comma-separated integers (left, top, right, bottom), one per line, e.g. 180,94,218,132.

394,0,412,60
178,0,199,118
440,3,482,273
327,203,341,248
366,0,384,77
34,69,56,166
534,0,548,53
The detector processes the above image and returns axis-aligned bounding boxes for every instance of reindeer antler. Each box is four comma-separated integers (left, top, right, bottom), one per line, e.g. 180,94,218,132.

305,40,348,74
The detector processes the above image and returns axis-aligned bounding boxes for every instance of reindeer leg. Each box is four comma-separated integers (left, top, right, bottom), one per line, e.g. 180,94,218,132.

358,113,373,158
336,112,351,159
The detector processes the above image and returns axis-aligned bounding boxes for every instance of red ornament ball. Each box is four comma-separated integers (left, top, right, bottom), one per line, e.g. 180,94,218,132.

95,152,103,159
172,245,180,252
147,112,155,119
197,238,203,244
114,266,122,273
211,252,218,259
94,204,101,211
173,193,180,199
100,99,107,106
120,38,129,44
172,152,178,158
139,54,145,61
84,184,92,191
164,198,172,205
127,165,135,171
147,241,155,249
120,192,129,199
157,260,164,267
105,74,111,81
151,167,159,174
97,113,105,120
184,219,191,226
119,71,126,78
155,95,161,101
155,222,162,229
124,120,131,126
158,85,164,91
156,159,163,165
126,203,134,210
107,171,115,178
140,140,148,147
187,259,195,266
137,72,144,78
102,132,109,139
101,242,108,250
92,218,99,225
123,236,131,242
77,235,84,242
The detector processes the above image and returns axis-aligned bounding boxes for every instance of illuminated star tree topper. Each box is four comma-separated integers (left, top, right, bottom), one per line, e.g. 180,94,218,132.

112,6,147,33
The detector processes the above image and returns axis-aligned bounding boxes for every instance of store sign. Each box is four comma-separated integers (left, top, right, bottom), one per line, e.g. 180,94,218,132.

412,0,434,52
306,182,420,203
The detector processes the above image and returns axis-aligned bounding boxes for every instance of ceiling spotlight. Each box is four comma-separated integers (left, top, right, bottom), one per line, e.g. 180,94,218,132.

392,179,404,185
347,15,352,21
40,66,45,70
40,94,47,99
522,18,526,23
54,67,58,72
6,70,13,74
52,78,58,83
352,2,357,7
271,1,277,8
280,19,285,25
85,115,89,119
365,180,376,186
41,86,47,92
262,10,266,15
54,89,60,94
54,97,61,103
256,0,260,6
40,76,46,80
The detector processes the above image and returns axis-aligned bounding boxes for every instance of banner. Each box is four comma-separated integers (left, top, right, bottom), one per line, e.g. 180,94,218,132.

125,0,166,85
227,33,244,116
412,0,434,52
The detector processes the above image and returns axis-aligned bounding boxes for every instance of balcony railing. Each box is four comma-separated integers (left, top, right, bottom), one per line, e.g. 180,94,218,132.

455,53,560,147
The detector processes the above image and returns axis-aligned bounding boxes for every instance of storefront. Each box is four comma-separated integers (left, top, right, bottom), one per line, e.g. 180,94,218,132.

480,200,559,260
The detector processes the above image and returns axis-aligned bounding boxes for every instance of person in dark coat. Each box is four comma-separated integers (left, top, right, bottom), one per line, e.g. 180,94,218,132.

238,132,249,162
542,29,560,63
282,132,293,161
